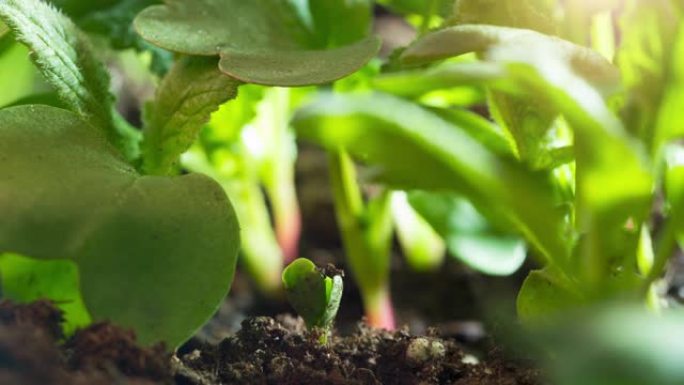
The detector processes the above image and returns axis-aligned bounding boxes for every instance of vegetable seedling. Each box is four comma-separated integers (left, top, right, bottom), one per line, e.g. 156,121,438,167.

282,258,343,344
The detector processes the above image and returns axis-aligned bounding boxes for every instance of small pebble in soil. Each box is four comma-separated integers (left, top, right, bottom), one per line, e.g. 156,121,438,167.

405,337,446,367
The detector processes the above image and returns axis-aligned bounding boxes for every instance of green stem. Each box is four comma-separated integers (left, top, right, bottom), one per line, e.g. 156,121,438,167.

259,87,301,263
228,179,284,295
328,150,396,329
646,220,677,286
419,0,438,35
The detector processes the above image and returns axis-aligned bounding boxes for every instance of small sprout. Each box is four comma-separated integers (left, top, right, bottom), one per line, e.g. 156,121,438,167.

282,258,344,344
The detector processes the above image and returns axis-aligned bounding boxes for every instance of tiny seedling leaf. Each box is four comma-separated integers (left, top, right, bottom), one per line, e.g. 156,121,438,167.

282,258,343,330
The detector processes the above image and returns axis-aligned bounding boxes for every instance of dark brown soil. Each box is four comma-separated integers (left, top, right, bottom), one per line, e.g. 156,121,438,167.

176,315,541,385
0,300,170,385
0,300,543,385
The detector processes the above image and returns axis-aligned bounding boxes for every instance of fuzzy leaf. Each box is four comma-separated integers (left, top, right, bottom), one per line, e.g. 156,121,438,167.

142,56,239,175
0,105,240,347
0,0,136,157
134,0,380,86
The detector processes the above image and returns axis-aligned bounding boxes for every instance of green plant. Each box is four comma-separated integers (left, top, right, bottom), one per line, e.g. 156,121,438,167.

294,0,684,324
0,0,380,346
1,0,683,363
282,258,343,344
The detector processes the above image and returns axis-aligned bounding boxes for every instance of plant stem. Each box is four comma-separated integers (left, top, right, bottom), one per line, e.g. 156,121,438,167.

646,219,678,286
328,150,396,329
268,175,302,264
419,0,438,35
229,179,284,295
365,287,396,330
258,87,301,263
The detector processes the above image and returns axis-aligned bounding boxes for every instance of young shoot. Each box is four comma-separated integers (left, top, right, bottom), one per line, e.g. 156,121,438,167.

282,258,344,344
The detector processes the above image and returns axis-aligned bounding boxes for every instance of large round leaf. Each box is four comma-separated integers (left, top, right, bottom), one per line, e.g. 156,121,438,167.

134,0,380,86
0,105,239,347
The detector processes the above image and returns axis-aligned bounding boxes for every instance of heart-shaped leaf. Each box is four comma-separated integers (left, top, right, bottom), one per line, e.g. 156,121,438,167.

134,0,380,86
0,105,240,347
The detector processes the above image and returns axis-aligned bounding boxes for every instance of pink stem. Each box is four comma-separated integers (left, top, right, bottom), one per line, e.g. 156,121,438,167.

275,202,301,264
365,289,396,330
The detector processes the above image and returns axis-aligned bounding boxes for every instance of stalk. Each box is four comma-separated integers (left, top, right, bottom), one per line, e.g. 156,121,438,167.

231,180,285,295
328,150,396,330
256,87,302,263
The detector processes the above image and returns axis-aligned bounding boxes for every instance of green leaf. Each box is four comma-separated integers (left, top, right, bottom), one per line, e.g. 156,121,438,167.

0,21,9,38
391,191,445,272
517,267,581,323
409,191,526,276
72,0,172,75
618,0,684,151
403,25,653,283
372,60,507,98
452,0,557,34
309,0,372,47
142,56,239,175
0,40,35,107
282,258,343,329
134,0,380,86
429,104,515,156
293,92,567,266
401,25,620,93
0,0,137,159
0,253,91,335
546,307,684,385
0,105,240,347
378,0,453,19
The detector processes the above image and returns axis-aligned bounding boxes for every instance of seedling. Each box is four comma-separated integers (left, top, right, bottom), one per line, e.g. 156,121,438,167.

282,258,343,344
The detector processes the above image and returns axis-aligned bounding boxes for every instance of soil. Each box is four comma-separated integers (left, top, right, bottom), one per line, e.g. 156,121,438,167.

0,301,542,385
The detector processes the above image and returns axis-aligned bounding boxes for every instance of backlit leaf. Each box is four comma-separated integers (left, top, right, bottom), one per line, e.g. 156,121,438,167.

142,56,239,175
293,92,567,265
